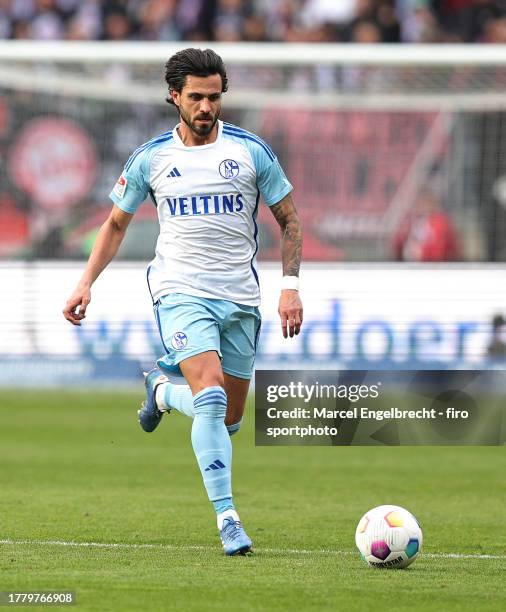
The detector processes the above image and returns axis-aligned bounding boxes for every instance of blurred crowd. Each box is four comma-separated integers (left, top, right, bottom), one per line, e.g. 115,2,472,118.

0,0,506,44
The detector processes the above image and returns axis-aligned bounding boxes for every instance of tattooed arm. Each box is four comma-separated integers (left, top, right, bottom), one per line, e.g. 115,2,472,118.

269,193,303,338
270,192,302,277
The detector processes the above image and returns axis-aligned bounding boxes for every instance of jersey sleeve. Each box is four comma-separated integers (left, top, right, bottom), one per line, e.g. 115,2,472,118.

109,147,151,214
248,140,293,206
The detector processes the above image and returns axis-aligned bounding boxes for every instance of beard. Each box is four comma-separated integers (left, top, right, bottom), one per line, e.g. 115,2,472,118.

179,105,220,137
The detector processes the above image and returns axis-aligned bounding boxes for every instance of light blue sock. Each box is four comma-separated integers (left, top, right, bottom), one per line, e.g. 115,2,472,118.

226,419,243,436
164,383,195,418
213,497,235,514
162,384,242,440
192,386,233,504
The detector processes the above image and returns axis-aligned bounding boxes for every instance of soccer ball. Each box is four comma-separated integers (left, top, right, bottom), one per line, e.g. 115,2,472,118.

355,505,422,569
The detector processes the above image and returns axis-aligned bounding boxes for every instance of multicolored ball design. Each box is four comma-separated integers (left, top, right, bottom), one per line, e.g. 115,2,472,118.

355,505,422,569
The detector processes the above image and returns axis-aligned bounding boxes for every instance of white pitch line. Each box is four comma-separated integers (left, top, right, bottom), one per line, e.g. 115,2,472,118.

0,540,505,560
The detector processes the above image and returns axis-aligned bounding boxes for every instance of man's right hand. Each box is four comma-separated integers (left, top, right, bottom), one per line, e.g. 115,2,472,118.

61,205,133,327
63,286,91,326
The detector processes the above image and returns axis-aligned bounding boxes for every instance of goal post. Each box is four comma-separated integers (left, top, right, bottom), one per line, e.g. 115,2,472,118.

2,40,506,65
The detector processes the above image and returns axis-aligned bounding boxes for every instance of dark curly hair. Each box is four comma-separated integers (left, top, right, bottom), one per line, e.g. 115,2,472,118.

164,48,228,106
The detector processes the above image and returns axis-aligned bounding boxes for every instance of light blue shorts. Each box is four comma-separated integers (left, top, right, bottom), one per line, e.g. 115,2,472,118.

154,293,261,380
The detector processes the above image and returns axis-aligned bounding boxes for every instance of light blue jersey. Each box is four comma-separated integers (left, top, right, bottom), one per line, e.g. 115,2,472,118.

110,120,292,306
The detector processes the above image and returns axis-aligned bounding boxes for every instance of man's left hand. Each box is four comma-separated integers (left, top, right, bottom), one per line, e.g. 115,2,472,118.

278,289,303,338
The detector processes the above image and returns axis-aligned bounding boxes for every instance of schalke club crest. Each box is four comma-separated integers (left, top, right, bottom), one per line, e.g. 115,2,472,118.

219,159,240,179
171,332,188,350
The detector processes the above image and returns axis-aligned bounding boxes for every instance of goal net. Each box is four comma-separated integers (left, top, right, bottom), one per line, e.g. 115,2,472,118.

1,42,505,262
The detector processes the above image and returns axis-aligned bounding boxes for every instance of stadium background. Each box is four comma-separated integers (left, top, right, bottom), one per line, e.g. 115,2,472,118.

1,0,506,383
1,4,506,612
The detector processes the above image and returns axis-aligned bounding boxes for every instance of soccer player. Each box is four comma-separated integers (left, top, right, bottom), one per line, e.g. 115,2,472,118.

63,48,303,556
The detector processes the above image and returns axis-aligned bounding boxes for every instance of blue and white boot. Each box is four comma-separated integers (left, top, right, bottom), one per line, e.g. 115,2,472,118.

218,510,253,556
138,368,169,432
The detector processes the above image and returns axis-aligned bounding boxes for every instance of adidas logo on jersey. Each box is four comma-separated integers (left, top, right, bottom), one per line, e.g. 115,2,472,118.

167,167,182,178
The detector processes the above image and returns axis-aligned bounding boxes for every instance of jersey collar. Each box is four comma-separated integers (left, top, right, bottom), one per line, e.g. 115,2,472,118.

172,120,223,149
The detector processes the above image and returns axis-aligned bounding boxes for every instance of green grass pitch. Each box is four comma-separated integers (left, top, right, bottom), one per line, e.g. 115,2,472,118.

1,389,505,611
